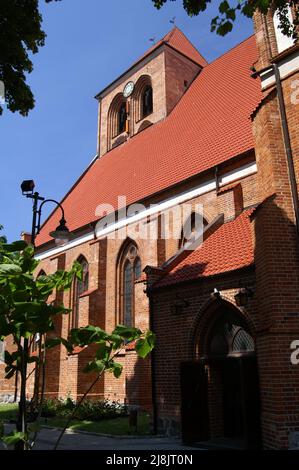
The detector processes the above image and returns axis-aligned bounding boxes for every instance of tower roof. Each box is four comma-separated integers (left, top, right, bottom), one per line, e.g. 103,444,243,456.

96,27,207,99
137,26,208,67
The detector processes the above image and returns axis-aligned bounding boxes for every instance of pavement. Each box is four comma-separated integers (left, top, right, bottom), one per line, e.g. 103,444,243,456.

1,425,201,450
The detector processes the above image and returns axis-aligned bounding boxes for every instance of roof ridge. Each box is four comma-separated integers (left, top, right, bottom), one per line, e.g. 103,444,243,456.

162,26,177,43
37,154,99,236
208,34,255,67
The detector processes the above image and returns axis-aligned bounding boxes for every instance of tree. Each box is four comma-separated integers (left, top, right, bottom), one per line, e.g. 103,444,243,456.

0,230,155,450
0,0,60,116
1,1,297,117
152,0,299,37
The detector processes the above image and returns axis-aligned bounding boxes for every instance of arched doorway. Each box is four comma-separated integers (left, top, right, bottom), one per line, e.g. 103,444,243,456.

180,302,262,449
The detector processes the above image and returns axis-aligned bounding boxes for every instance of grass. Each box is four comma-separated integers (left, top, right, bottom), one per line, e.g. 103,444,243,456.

0,403,151,436
0,403,18,420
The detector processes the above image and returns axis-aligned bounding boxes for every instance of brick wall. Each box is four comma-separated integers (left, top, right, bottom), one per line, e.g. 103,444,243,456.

149,272,257,437
97,45,200,156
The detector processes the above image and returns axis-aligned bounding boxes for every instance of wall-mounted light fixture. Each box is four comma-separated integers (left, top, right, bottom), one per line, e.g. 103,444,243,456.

234,287,254,307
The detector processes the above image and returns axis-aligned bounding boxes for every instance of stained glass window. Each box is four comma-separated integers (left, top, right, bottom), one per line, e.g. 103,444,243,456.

209,311,254,357
120,244,141,327
72,256,89,328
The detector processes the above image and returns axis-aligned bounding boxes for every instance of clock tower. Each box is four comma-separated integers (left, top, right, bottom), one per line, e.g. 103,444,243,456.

95,27,207,157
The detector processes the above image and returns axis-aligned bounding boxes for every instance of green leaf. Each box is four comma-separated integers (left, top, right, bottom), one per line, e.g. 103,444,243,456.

1,431,26,446
83,359,106,374
61,337,74,353
45,337,62,349
219,0,230,13
108,334,124,350
0,264,22,275
112,325,142,340
28,356,39,364
95,341,110,360
135,331,156,358
45,336,73,353
111,362,123,378
2,241,28,253
28,421,41,433
70,325,108,346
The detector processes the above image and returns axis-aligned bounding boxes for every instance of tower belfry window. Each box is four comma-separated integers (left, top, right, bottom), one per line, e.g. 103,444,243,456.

142,86,153,118
118,101,127,135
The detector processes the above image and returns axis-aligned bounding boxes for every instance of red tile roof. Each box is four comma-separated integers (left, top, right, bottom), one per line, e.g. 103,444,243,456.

36,35,262,247
154,209,255,288
135,27,208,67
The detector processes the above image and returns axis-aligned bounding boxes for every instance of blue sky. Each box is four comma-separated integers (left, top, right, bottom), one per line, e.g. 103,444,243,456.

0,0,253,242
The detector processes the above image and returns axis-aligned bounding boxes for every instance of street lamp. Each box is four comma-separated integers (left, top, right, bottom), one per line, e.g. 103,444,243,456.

21,179,72,247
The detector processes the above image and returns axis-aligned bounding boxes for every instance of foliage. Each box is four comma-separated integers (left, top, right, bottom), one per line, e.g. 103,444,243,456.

152,0,299,37
73,400,127,421
0,228,155,449
0,403,151,437
40,397,126,421
40,398,64,418
1,1,297,116
0,0,61,116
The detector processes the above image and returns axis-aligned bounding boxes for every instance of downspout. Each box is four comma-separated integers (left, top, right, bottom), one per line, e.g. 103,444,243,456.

273,63,299,236
148,292,158,435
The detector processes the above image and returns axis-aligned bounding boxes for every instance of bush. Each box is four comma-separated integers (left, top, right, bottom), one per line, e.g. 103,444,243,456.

74,400,128,421
40,399,63,418
40,397,127,421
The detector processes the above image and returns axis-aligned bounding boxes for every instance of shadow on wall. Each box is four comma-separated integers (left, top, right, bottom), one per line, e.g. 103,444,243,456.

252,194,299,450
126,353,152,413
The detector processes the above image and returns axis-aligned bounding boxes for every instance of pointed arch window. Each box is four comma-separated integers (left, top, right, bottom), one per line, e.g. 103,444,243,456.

179,212,208,249
118,101,127,135
120,244,141,327
208,311,255,358
142,85,153,118
72,256,89,329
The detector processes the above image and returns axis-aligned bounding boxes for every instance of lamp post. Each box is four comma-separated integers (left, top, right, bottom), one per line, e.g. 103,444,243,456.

21,179,72,247
18,180,72,445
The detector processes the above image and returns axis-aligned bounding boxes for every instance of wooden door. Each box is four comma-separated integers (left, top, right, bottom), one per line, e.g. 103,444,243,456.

180,361,210,443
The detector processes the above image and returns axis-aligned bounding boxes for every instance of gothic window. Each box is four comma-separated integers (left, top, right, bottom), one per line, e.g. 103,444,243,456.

180,212,208,248
134,75,153,123
120,244,141,327
118,101,127,135
142,85,153,118
107,94,128,151
208,311,255,358
72,256,89,329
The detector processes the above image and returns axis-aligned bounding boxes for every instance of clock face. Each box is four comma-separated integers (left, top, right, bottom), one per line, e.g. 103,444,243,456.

123,81,134,98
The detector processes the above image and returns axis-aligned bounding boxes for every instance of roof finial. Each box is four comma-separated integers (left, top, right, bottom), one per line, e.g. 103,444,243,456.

170,16,176,26
149,37,156,45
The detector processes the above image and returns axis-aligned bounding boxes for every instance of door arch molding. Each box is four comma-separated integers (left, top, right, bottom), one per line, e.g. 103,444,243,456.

190,297,257,360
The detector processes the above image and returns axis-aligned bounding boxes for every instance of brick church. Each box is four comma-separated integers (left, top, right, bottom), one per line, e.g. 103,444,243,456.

1,7,299,450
